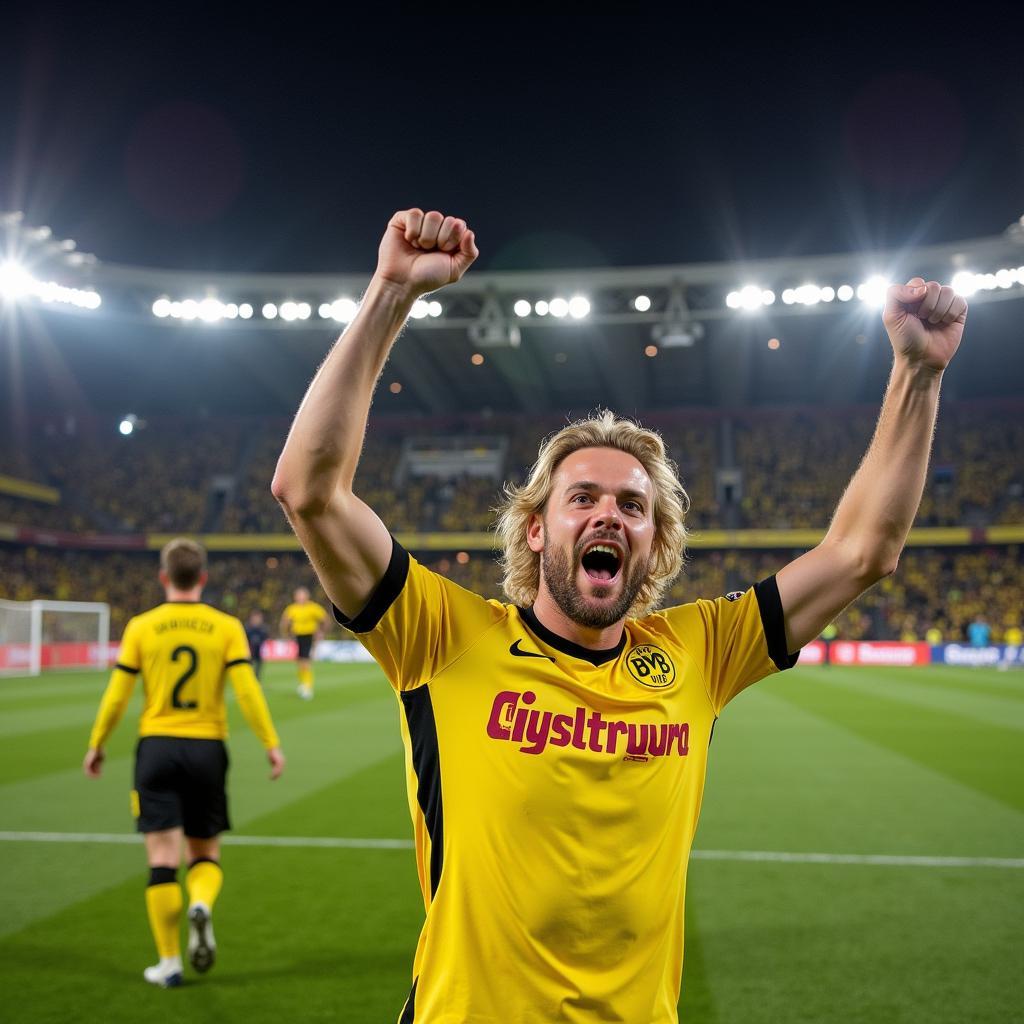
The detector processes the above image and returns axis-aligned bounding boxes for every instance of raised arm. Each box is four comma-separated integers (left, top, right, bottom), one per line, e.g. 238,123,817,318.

775,277,968,652
271,210,478,618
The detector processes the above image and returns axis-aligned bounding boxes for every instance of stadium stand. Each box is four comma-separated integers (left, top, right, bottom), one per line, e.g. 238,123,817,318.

1,401,1021,645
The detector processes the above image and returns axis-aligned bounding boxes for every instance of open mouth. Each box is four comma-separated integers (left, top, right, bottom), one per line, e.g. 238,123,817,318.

580,543,623,582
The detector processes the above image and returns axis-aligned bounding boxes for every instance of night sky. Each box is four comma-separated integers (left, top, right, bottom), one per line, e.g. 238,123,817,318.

3,11,1023,277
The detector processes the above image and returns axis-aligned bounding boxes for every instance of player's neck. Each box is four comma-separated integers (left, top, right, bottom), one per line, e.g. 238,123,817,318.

530,590,625,651
164,586,203,603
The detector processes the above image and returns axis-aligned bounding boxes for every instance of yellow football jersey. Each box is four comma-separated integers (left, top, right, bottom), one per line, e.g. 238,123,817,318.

339,542,797,1024
88,601,279,749
282,601,327,637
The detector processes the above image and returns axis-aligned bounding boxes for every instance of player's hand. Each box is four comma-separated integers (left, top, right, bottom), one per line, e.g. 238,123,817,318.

883,278,967,373
375,209,479,298
83,748,104,778
267,746,286,781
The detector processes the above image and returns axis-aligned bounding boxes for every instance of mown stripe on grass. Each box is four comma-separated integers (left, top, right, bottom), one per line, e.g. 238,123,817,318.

768,667,1024,813
813,667,1024,732
679,897,719,1022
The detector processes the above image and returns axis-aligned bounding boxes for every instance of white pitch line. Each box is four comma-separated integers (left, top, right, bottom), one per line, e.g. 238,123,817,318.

0,831,1022,868
0,831,413,850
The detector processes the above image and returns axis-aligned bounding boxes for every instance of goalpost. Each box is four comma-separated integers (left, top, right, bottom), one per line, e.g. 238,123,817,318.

0,600,111,677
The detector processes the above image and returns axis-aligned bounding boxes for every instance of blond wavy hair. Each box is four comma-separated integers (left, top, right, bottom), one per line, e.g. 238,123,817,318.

495,411,689,615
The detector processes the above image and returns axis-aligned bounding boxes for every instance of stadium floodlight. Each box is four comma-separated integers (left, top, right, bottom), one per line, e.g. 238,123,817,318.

837,284,854,301
534,300,549,316
736,284,770,311
513,299,531,317
224,303,238,319
633,294,651,312
25,225,52,242
0,260,33,300
781,289,795,305
239,303,254,319
318,302,332,318
820,286,835,302
119,416,135,436
180,299,199,321
410,300,430,319
428,300,442,317
856,275,889,307
950,271,978,296
297,302,311,320
198,298,223,322
262,303,278,319
330,298,358,322
549,297,569,318
995,268,1016,287
568,295,590,319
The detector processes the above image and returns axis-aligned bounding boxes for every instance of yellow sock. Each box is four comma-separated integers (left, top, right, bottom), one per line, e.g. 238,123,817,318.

145,880,182,959
186,860,223,910
299,665,313,690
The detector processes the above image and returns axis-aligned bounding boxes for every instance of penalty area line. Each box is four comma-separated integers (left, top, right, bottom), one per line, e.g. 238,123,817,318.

0,831,1021,868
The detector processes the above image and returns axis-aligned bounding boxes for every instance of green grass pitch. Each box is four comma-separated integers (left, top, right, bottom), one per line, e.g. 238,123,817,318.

1,661,1021,1023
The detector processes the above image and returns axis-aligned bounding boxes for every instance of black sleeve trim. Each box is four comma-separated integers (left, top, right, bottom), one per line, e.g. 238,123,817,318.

753,575,800,672
225,658,252,669
332,537,410,634
115,663,139,674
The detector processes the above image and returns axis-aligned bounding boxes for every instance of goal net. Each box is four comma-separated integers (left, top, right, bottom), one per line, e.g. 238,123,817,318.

0,600,111,676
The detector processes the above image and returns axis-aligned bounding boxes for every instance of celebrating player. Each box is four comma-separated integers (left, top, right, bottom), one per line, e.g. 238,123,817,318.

83,539,285,989
279,586,327,699
272,209,967,1022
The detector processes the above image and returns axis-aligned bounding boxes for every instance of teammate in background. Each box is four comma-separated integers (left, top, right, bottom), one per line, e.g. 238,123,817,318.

279,587,326,699
272,209,967,1021
83,539,285,989
245,609,269,680
925,624,943,645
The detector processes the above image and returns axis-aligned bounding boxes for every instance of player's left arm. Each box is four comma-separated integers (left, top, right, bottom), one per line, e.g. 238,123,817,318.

84,620,142,777
776,278,968,653
83,667,138,777
226,621,284,779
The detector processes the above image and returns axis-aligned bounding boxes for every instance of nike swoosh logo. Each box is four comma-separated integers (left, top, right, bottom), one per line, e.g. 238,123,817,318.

509,639,554,661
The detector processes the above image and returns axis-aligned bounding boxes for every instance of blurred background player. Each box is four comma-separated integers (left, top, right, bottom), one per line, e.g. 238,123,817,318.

279,586,326,699
245,609,269,681
967,613,991,647
83,539,286,988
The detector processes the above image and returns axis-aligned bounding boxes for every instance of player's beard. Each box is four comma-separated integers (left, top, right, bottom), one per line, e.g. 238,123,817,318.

541,537,650,629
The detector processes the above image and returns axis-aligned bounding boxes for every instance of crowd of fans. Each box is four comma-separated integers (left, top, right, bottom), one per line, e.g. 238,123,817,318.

734,402,1024,529
1,403,1020,537
1,402,1019,647
2,542,1019,646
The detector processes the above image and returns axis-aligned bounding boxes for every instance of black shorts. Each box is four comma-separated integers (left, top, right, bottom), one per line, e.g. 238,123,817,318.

133,736,230,838
295,634,314,659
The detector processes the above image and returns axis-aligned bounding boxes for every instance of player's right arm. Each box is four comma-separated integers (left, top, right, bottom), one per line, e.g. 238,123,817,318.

272,210,478,618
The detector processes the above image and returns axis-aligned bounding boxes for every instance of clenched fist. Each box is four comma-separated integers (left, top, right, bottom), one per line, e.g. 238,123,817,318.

375,209,479,299
883,277,968,374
